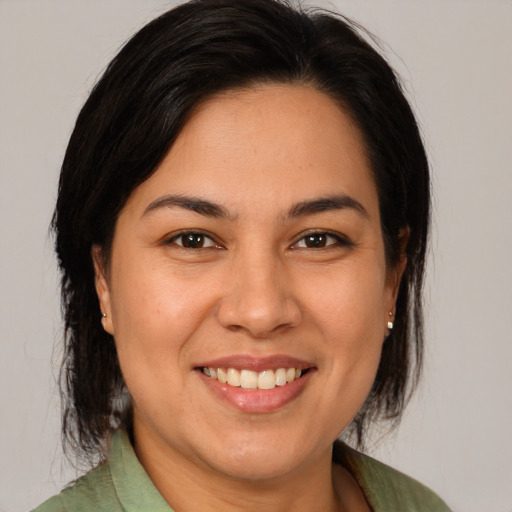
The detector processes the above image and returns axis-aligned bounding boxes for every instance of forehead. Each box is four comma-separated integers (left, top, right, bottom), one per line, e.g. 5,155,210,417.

123,85,378,221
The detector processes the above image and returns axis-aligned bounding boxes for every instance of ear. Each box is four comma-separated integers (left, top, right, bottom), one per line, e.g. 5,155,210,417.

386,226,410,312
92,245,115,335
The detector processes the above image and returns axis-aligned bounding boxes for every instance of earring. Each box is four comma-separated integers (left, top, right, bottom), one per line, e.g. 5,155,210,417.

101,312,107,318
387,312,394,330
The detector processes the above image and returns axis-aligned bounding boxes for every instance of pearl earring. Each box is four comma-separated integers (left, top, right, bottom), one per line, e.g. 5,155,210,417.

387,312,394,330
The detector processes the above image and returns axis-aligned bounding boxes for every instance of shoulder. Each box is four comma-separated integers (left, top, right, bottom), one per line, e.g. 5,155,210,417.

334,442,451,512
31,430,172,512
31,462,122,512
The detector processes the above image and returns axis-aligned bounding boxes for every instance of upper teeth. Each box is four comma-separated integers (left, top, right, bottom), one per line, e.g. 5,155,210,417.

202,367,303,389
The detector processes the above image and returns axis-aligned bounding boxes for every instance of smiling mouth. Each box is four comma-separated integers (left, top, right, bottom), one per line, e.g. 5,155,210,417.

201,367,309,390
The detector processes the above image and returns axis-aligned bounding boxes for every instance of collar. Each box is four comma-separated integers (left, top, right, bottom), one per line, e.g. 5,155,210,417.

109,430,174,511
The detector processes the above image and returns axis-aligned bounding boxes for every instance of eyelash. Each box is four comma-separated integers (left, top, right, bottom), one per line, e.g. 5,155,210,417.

165,231,222,250
291,230,353,250
165,230,353,251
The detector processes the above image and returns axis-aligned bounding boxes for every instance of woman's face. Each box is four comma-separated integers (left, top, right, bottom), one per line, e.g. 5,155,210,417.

95,85,401,481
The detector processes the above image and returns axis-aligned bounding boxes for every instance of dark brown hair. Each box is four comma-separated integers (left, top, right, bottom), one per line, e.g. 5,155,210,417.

53,0,430,463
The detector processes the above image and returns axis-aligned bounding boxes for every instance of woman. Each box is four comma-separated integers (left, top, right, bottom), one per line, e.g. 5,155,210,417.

34,0,450,510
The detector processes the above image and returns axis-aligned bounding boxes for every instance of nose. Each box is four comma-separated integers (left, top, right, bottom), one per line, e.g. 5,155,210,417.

216,254,302,338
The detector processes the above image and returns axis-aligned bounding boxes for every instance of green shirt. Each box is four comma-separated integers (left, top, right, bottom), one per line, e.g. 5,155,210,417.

33,431,451,511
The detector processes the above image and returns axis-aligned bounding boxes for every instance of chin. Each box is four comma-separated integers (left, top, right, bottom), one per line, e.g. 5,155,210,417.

215,450,301,481
201,431,321,481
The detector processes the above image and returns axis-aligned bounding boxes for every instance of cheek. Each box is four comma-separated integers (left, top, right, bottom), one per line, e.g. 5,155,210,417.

301,261,387,393
110,275,207,429
304,258,388,335
112,250,207,331
108,255,214,388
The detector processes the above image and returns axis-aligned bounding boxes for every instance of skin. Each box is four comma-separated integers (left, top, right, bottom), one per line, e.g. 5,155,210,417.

94,85,406,512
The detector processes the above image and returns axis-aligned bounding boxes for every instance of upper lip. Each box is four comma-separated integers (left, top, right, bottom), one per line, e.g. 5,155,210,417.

196,354,315,372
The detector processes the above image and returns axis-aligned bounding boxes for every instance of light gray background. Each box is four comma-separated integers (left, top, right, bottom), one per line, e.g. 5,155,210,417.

1,1,511,511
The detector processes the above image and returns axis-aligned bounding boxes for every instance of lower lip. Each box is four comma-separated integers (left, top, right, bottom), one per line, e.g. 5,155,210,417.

198,370,314,413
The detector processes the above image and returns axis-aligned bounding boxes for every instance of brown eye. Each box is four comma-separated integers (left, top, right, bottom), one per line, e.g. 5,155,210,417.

303,234,328,248
171,232,217,249
295,233,341,249
182,233,205,248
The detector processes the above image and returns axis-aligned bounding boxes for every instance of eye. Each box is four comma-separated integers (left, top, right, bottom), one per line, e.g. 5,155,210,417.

293,232,350,249
168,231,219,249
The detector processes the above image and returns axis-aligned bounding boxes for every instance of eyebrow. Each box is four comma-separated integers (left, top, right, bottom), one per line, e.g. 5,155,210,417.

286,195,368,220
142,193,368,221
142,195,233,219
